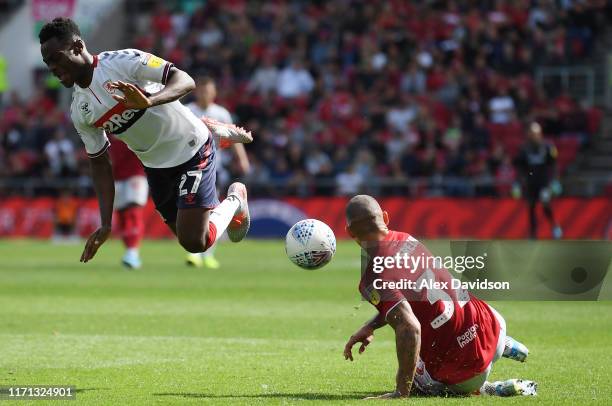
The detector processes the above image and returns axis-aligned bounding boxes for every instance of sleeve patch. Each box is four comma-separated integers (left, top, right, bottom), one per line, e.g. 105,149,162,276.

141,53,164,68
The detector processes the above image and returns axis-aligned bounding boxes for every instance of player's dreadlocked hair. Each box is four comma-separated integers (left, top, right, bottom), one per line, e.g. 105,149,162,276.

38,17,81,45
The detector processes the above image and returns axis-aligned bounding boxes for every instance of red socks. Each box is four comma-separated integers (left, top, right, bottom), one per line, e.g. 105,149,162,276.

118,206,144,249
205,221,217,251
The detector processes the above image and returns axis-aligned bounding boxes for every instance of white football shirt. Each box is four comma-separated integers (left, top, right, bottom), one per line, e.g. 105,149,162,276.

70,49,210,168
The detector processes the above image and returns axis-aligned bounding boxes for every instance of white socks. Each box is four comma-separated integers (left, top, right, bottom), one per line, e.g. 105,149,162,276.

208,195,240,245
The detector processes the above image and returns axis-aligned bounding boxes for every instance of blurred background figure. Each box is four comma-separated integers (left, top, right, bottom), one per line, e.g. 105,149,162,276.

44,128,76,178
53,188,78,242
109,137,148,269
514,123,563,239
276,59,314,99
185,76,250,269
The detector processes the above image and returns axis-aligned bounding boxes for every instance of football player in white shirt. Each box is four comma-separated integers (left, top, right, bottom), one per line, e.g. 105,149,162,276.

184,77,250,269
39,18,253,263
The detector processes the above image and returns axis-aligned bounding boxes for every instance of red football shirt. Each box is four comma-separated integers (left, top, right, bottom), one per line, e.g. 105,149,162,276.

359,230,500,385
109,136,145,180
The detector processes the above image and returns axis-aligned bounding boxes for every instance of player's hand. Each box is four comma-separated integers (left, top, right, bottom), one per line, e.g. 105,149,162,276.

80,226,111,263
364,391,405,399
109,81,152,109
343,325,374,361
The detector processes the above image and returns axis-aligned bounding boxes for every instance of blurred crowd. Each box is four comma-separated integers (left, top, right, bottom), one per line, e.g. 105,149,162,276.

0,0,608,197
0,89,92,195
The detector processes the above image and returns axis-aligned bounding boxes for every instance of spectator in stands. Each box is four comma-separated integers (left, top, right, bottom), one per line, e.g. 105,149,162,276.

400,62,427,95
276,59,314,99
386,94,419,133
247,53,279,96
198,20,223,48
488,88,516,124
4,1,607,199
44,128,76,177
305,147,332,178
336,163,363,196
468,114,491,151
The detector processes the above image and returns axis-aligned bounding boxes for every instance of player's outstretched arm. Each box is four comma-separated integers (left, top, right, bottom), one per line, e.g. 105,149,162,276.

147,67,195,106
386,301,421,397
362,301,421,399
81,151,114,263
110,67,195,110
343,313,386,361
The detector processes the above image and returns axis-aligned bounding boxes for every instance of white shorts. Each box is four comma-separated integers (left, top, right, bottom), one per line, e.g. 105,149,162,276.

114,176,148,210
413,304,507,396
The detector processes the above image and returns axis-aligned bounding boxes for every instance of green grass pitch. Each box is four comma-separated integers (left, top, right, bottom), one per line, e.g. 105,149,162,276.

0,239,611,405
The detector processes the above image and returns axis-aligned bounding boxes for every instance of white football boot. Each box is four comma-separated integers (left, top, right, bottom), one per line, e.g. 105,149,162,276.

502,336,529,362
226,182,250,242
480,379,537,396
201,117,253,148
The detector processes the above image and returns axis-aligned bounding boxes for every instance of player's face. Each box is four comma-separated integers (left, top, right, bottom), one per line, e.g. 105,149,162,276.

198,83,217,105
528,123,543,144
41,37,82,88
528,129,542,144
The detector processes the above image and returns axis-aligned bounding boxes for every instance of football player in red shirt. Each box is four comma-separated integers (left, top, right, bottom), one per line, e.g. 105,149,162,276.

343,195,536,398
109,136,147,269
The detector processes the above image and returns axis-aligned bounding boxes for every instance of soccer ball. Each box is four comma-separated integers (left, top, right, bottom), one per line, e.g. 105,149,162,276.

285,219,336,270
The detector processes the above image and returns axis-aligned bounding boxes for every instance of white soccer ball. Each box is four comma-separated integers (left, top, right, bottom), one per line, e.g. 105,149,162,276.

285,219,336,270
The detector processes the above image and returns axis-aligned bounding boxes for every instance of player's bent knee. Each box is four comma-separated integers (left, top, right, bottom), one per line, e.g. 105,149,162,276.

177,230,211,253
179,238,206,253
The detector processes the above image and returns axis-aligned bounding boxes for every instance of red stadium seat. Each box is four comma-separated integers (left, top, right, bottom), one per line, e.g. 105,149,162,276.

586,107,602,135
554,137,580,174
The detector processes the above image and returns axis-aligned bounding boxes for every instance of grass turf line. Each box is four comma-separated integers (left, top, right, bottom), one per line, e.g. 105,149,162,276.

0,240,610,405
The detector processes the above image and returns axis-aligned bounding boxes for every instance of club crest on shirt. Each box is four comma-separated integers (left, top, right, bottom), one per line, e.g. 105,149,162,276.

103,80,116,95
79,101,91,115
184,194,196,204
363,284,380,305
